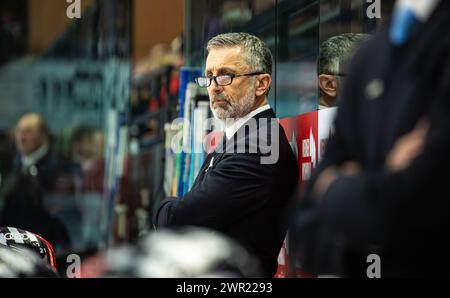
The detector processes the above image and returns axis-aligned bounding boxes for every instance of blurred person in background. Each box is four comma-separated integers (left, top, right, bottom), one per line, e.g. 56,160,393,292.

317,33,371,109
289,0,450,277
69,125,105,250
70,125,105,194
12,113,69,191
0,113,71,256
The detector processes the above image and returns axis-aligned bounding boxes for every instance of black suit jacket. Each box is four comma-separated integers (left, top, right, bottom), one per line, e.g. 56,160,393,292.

1,149,71,254
14,148,69,192
290,3,450,277
156,108,298,277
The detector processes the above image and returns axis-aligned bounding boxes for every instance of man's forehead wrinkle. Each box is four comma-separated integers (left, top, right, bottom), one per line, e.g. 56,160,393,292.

206,61,250,74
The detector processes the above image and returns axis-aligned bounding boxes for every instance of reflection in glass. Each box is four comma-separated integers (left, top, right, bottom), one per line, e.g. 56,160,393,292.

0,0,132,276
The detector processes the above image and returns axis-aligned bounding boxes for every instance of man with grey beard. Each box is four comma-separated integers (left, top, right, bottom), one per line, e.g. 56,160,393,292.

156,32,298,277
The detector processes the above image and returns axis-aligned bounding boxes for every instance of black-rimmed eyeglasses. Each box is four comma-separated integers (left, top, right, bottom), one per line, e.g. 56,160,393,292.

195,72,265,88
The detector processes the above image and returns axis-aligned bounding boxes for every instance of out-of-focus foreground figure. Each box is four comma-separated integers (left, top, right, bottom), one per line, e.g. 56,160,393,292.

289,0,450,277
81,227,263,278
0,113,71,255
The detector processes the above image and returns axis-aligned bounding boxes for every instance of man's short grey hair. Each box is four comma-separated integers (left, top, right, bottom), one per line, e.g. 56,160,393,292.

206,32,273,75
318,33,371,75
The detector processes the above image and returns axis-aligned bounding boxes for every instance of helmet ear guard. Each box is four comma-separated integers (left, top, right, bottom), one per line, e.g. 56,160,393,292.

0,226,57,272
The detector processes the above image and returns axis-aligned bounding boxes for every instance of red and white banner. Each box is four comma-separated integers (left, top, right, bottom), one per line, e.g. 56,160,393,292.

274,107,337,278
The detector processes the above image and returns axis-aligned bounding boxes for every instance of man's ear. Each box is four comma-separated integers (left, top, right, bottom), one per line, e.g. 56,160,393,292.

255,74,272,97
318,74,337,98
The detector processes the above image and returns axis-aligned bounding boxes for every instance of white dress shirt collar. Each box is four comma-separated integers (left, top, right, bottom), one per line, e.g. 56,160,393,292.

21,143,49,170
224,104,271,140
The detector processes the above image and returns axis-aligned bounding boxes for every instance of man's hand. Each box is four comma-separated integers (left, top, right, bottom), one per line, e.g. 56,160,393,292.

386,119,428,173
313,166,338,200
340,161,361,176
312,119,428,201
313,161,361,201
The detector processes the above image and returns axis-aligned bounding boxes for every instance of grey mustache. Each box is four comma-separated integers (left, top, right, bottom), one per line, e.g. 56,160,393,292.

212,97,229,104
